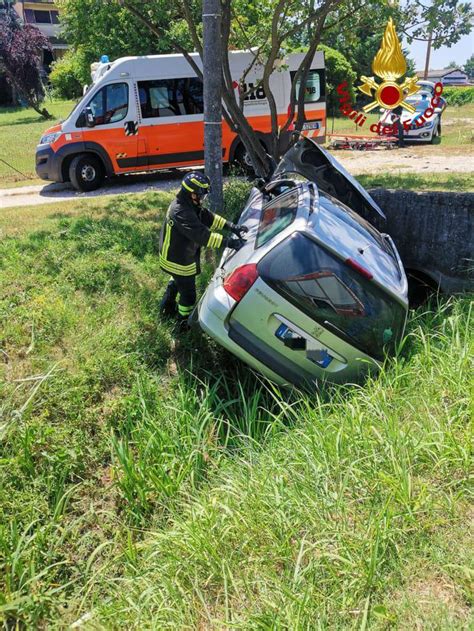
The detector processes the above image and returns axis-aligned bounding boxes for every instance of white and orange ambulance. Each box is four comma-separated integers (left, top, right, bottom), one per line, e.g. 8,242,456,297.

36,50,326,191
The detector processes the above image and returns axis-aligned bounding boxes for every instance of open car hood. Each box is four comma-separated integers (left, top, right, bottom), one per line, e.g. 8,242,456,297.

273,136,386,223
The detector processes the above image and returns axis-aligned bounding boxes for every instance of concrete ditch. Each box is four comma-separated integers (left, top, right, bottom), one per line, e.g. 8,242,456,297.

369,189,474,298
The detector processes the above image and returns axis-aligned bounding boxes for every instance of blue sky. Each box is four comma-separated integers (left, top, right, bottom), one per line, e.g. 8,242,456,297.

406,32,474,70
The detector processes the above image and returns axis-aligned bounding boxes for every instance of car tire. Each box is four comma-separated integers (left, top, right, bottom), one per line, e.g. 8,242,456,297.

429,122,440,145
69,154,104,192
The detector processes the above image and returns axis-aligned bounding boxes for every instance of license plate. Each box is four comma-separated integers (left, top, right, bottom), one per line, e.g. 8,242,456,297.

275,323,291,340
303,121,321,131
307,348,333,368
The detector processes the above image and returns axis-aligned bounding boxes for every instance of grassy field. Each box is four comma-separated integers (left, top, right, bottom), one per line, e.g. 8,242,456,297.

0,186,472,628
0,100,75,187
0,99,473,188
358,172,474,192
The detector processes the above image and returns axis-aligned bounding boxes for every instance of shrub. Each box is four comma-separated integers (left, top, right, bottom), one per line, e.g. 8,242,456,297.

49,49,87,99
223,178,253,222
442,86,474,106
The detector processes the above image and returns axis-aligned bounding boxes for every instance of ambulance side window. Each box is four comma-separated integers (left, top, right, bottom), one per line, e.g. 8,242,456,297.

138,78,203,118
77,82,129,127
290,69,325,103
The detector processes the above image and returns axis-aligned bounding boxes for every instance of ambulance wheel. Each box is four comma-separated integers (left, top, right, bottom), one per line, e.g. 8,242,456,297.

69,154,104,192
234,143,256,175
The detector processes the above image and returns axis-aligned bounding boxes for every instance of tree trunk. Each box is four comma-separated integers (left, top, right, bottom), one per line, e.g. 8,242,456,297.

4,68,51,119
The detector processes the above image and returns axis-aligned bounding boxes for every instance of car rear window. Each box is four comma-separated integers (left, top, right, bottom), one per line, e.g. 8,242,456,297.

318,192,392,256
258,232,406,360
256,190,299,248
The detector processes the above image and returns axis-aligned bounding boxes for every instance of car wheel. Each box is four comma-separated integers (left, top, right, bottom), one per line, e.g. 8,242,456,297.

69,154,104,192
428,122,441,144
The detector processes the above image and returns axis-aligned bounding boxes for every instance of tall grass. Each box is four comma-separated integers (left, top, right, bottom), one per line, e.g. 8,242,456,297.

87,298,472,630
0,190,472,628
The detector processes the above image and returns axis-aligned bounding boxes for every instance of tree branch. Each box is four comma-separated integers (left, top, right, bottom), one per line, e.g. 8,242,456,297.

180,0,203,55
120,1,203,79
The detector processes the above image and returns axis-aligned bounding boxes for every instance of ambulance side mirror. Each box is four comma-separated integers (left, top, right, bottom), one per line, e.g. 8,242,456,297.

84,107,96,128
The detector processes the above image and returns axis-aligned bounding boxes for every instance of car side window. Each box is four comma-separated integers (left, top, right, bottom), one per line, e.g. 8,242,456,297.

138,78,203,118
78,82,129,127
88,89,105,124
106,83,129,123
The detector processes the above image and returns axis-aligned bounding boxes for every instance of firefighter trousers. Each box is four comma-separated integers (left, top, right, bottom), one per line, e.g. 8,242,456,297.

167,274,197,318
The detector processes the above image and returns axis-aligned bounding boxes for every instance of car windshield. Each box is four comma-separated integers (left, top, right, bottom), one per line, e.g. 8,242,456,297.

405,98,430,113
256,189,299,248
258,232,406,360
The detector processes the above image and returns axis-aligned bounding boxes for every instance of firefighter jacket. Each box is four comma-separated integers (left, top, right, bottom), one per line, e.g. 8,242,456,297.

159,190,230,277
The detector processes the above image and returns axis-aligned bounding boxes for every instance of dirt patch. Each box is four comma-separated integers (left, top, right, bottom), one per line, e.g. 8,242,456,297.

409,575,463,609
336,147,474,175
443,118,473,126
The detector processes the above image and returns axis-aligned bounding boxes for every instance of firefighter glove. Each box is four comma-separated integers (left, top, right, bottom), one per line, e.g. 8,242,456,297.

223,236,244,251
229,223,249,238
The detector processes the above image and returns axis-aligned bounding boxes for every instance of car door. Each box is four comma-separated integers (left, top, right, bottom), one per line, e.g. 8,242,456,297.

79,81,139,172
137,77,205,169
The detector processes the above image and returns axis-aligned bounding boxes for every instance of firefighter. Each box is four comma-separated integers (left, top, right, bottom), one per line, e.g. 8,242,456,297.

158,172,248,323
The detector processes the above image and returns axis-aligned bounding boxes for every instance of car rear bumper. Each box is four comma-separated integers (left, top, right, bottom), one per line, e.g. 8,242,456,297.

198,280,291,386
228,320,317,387
198,276,381,388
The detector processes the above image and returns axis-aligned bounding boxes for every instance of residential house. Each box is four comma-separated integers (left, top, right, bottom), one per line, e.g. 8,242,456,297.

416,68,471,86
14,0,67,72
0,0,67,105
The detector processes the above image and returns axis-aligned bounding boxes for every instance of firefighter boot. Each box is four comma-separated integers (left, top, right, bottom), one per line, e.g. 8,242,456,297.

159,280,178,318
174,314,191,333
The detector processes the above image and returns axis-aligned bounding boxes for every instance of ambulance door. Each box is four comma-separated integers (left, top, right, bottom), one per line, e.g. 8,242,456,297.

291,68,326,143
137,77,205,169
79,81,139,172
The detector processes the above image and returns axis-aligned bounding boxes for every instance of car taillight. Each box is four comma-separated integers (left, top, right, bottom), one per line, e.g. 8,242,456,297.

223,264,259,302
345,258,373,280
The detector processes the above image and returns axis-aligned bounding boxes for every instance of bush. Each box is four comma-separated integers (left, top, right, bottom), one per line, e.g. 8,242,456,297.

442,86,474,106
49,50,87,99
223,178,253,222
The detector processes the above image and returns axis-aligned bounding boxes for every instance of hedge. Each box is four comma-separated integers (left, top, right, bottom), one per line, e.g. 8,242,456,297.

442,86,474,106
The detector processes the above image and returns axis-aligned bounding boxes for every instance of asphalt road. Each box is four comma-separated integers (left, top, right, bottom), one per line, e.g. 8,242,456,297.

0,169,190,210
1,148,472,210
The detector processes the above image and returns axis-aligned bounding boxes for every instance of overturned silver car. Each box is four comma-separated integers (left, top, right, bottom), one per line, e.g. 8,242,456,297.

197,137,408,387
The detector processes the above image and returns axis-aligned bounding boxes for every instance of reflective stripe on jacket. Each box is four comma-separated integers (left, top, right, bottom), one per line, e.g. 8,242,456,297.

159,190,229,277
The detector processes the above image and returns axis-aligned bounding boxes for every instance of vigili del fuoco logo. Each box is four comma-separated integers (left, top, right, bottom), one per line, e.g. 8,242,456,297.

336,18,444,135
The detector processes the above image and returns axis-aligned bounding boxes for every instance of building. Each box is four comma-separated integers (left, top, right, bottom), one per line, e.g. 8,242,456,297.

14,0,67,72
416,68,470,86
0,0,67,105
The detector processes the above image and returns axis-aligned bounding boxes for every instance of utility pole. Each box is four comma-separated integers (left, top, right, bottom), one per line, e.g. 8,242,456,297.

423,29,432,79
202,0,223,214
